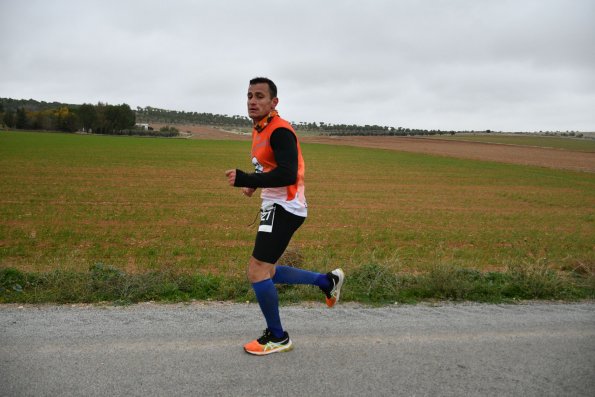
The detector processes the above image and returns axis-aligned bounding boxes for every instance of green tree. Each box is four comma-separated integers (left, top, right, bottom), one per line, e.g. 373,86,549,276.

15,107,28,129
116,103,135,130
103,103,135,132
3,110,15,128
77,103,97,132
32,109,54,130
53,107,79,132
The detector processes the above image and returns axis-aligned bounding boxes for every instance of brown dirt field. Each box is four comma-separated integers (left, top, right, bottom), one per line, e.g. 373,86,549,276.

301,135,595,173
157,123,594,172
151,123,250,141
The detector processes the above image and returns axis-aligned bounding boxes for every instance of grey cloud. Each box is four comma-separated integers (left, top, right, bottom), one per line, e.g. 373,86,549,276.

1,0,593,131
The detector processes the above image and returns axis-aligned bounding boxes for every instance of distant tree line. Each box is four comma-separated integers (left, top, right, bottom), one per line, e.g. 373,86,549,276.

2,98,588,139
135,106,456,136
543,131,584,138
135,106,252,127
292,121,459,136
1,98,137,135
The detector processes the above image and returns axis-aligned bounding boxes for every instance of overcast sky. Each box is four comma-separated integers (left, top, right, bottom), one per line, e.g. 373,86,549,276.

1,0,594,131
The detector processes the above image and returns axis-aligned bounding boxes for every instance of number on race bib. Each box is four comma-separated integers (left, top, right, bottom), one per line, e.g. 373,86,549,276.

258,205,275,233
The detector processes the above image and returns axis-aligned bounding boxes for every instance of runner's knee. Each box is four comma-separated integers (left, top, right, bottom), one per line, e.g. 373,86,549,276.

247,257,274,283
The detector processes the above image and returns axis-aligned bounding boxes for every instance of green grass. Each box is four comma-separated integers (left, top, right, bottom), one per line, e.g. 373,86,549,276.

429,134,595,152
1,130,594,303
1,260,592,304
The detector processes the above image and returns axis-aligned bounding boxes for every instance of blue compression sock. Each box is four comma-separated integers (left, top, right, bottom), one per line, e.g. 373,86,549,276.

272,265,331,291
251,279,284,338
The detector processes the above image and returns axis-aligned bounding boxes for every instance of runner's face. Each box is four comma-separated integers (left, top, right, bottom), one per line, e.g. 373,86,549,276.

247,83,278,123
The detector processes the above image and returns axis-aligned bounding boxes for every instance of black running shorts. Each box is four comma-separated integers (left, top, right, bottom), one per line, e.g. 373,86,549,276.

252,203,305,264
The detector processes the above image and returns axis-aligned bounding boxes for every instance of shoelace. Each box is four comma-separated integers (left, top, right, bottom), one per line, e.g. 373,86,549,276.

257,329,273,344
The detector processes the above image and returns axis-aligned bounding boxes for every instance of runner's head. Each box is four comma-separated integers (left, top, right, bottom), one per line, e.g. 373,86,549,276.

248,77,279,123
250,77,277,98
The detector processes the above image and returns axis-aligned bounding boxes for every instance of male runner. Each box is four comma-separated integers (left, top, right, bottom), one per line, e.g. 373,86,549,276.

225,77,345,355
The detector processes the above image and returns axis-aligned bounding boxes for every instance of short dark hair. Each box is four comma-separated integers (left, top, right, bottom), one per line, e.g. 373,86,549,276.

249,77,277,98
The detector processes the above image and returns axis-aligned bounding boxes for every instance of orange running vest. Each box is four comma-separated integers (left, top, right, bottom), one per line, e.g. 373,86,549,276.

251,115,307,217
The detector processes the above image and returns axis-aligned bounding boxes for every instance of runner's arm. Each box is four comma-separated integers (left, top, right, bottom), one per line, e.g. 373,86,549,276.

234,128,298,188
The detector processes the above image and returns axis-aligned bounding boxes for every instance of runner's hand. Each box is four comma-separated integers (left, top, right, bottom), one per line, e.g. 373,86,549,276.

225,169,236,186
242,188,256,197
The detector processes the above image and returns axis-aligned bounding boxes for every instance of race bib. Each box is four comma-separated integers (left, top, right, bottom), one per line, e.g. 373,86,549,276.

258,204,276,233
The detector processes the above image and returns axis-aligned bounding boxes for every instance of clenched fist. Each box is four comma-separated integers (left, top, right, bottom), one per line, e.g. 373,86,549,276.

225,169,236,186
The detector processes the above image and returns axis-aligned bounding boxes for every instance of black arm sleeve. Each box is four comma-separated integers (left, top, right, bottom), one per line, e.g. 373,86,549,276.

234,128,298,188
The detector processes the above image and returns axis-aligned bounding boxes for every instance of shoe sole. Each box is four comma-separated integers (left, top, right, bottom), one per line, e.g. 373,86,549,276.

244,340,294,356
327,268,345,308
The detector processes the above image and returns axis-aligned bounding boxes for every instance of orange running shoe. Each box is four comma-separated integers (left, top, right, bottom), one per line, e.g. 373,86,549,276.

244,329,293,356
321,268,345,308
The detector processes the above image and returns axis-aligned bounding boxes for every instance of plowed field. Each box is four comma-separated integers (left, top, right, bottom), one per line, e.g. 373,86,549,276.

173,125,595,173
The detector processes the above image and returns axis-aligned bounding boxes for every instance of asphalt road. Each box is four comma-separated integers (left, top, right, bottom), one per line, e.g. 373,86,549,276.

1,301,594,397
